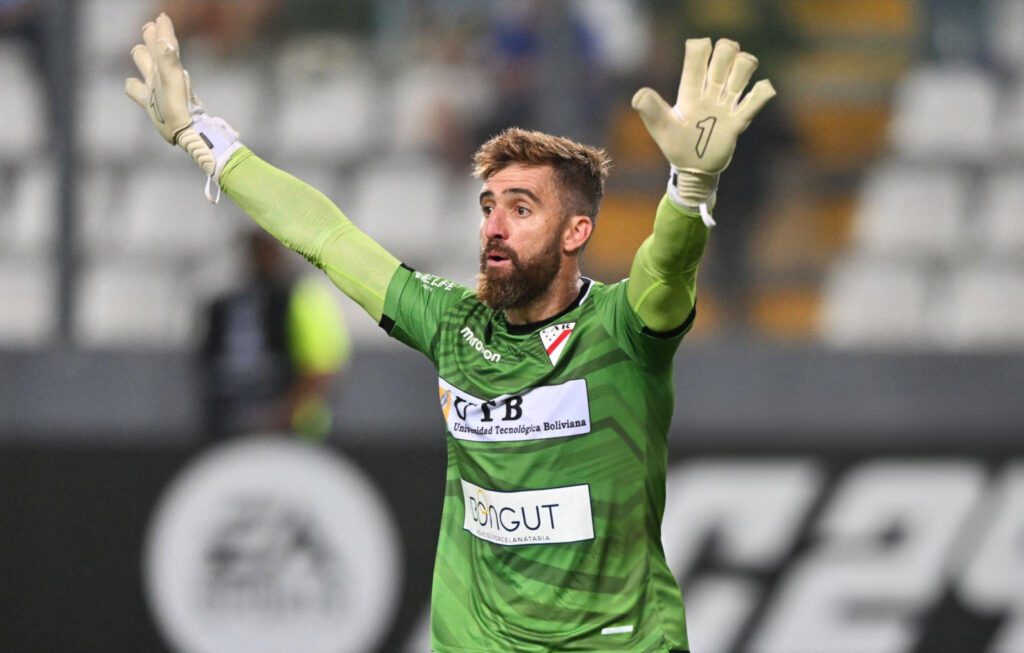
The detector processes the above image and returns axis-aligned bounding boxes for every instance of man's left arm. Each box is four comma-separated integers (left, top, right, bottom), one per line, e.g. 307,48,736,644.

627,38,775,331
627,198,709,332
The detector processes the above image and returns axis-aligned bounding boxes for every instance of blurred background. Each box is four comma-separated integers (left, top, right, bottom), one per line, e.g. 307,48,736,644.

1,0,1022,652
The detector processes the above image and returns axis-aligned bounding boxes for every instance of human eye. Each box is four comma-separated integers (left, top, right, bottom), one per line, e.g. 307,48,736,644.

515,205,531,217
481,204,494,216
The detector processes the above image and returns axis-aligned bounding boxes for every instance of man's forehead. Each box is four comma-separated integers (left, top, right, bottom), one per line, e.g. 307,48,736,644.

481,164,555,195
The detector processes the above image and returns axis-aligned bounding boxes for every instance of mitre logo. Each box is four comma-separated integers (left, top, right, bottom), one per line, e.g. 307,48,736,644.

539,322,575,366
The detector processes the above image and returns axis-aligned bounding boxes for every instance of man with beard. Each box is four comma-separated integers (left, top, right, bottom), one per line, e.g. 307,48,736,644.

127,14,774,653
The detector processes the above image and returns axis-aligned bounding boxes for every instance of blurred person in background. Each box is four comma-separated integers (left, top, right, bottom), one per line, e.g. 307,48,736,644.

201,229,350,441
126,13,773,652
157,0,375,53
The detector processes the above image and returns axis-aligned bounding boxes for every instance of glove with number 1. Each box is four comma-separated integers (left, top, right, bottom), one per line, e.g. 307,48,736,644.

632,38,776,226
125,13,242,203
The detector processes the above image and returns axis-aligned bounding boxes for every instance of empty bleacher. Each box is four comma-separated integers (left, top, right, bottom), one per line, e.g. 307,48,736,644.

1,0,1022,351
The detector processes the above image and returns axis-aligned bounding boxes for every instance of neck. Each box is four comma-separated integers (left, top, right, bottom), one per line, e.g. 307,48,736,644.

503,266,583,325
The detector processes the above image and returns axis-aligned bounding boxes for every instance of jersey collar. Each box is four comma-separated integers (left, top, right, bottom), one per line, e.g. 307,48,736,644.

504,278,593,335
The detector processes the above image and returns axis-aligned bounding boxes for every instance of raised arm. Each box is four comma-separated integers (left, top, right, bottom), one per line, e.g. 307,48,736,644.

219,150,399,320
628,38,775,331
124,13,399,321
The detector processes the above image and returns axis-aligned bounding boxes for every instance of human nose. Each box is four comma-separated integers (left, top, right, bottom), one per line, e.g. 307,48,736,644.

483,208,509,241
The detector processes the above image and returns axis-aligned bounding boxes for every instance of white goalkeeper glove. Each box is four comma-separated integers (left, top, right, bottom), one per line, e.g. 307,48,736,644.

125,13,242,204
633,38,776,226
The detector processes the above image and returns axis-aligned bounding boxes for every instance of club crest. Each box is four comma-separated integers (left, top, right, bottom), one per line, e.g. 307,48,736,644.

539,322,575,366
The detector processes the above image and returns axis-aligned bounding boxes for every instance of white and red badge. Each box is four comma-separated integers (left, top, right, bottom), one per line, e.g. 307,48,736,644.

539,322,575,366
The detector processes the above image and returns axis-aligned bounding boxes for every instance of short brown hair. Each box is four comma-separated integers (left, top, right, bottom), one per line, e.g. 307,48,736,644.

472,127,612,222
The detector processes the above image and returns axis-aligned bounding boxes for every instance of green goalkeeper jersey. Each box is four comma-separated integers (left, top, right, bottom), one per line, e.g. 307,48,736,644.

382,266,693,653
220,149,708,652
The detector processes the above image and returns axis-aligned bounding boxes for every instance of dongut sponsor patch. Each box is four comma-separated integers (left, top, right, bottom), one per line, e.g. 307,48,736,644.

461,479,594,546
438,377,591,443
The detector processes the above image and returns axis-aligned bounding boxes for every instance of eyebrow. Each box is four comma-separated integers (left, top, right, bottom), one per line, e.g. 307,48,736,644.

479,187,543,206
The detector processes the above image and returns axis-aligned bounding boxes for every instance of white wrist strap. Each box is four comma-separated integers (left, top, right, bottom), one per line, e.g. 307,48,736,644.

667,166,718,228
176,111,242,204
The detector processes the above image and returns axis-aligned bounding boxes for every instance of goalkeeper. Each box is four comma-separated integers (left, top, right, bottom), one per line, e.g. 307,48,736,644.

127,14,773,653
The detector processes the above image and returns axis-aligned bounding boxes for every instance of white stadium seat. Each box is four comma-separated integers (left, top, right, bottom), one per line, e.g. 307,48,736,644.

272,41,377,160
180,56,267,149
78,71,162,161
75,260,196,348
425,174,487,287
75,164,129,256
0,43,45,160
888,66,998,163
995,81,1024,157
348,155,447,266
852,164,967,259
4,158,58,256
930,263,1024,348
388,62,494,153
0,258,56,348
820,256,931,348
80,0,159,63
977,169,1024,257
121,165,233,257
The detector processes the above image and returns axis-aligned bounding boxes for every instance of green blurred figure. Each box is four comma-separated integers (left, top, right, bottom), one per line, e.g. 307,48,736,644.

201,230,350,441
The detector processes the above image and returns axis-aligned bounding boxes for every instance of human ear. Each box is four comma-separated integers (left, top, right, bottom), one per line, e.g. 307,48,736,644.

563,215,593,254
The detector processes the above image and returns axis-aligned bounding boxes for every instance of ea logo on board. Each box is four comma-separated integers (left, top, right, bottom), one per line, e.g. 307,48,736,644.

143,435,401,653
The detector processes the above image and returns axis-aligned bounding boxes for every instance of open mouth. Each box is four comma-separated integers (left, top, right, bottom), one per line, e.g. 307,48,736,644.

485,250,512,266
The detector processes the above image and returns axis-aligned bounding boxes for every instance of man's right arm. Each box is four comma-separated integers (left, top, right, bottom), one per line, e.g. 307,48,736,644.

124,13,400,322
219,148,399,322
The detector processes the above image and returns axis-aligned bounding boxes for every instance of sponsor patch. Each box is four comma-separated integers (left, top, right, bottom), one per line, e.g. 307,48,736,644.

438,377,591,442
413,271,456,292
461,479,594,546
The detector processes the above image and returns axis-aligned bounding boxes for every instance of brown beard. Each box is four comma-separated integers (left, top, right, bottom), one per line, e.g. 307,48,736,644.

476,232,563,310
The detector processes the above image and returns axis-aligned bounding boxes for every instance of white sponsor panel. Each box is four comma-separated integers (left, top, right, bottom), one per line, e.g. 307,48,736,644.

144,435,401,653
461,479,594,546
438,377,590,442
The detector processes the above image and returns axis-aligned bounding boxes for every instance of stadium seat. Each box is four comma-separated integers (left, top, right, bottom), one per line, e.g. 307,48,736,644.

5,158,58,256
75,260,196,349
75,164,128,256
79,0,157,64
930,263,1024,348
995,81,1024,157
820,256,931,348
887,66,998,163
121,165,234,258
851,163,967,259
0,42,45,161
179,56,267,150
387,62,494,153
425,173,487,285
977,169,1024,257
79,71,161,162
348,155,449,267
272,41,377,160
0,258,56,348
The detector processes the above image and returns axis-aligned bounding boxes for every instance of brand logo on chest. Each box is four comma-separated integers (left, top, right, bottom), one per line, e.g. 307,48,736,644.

539,322,575,366
460,326,501,363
